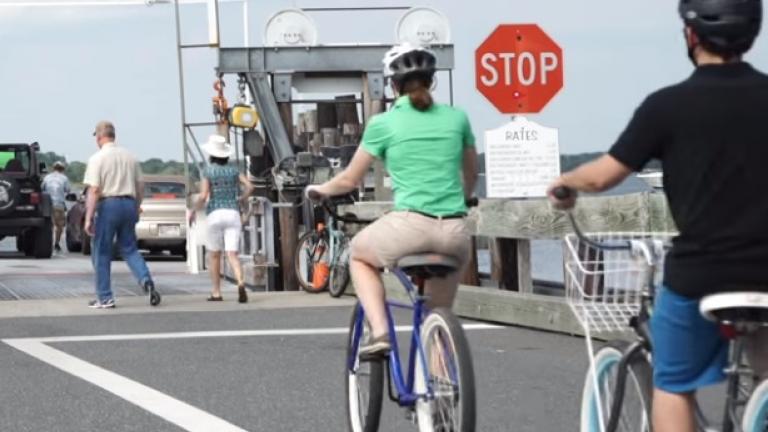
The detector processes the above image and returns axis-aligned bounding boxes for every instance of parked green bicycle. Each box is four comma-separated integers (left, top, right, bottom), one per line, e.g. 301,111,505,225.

294,194,370,297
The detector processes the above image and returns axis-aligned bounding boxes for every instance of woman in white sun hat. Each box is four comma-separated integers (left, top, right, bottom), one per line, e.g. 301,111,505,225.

190,134,254,303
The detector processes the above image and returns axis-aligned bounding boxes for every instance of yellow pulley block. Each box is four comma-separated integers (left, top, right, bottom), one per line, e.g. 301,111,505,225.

229,104,259,129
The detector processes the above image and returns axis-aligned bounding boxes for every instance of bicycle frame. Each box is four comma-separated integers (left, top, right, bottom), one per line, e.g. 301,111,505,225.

347,268,435,407
324,212,346,269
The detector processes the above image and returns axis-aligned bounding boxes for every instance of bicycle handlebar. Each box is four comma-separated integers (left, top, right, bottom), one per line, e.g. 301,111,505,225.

320,199,375,224
552,187,634,252
552,186,574,201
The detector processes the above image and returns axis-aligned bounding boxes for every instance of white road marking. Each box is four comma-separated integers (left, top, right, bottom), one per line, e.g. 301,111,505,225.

4,338,249,432
2,323,502,432
0,280,21,300
7,323,502,344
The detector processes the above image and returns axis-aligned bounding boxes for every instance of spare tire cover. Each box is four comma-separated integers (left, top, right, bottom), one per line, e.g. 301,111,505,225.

0,174,19,216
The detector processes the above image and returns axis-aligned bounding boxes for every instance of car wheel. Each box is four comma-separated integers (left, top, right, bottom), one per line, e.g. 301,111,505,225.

32,220,53,259
65,229,82,252
23,230,35,257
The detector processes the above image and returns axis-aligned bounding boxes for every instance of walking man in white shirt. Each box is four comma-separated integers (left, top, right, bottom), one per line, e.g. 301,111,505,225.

83,121,159,309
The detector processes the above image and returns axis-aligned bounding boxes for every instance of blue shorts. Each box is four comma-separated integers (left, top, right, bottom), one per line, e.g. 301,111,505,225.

651,286,729,393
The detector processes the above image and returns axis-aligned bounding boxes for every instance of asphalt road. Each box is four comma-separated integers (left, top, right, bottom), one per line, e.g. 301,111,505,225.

0,306,593,432
0,239,727,432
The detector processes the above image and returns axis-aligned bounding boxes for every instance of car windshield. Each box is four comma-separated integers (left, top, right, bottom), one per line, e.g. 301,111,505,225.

0,147,30,175
145,181,185,199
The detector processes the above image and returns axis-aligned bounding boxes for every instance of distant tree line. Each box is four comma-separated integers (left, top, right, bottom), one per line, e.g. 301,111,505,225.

37,152,200,184
39,150,661,185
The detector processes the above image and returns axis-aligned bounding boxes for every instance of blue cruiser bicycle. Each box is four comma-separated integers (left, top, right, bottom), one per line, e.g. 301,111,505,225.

342,200,478,432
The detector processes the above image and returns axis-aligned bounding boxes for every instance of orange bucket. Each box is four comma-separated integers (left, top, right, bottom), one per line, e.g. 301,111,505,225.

312,261,330,288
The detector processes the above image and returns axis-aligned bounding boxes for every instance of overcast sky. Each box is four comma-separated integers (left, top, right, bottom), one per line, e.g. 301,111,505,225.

1,0,767,163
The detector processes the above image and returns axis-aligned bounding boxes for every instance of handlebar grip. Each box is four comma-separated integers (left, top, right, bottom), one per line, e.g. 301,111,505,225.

552,186,574,200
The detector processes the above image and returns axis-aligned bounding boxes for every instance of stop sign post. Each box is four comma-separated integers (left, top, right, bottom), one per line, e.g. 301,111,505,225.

475,24,564,114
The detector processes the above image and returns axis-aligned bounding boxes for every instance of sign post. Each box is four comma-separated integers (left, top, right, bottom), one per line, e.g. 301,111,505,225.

476,24,564,198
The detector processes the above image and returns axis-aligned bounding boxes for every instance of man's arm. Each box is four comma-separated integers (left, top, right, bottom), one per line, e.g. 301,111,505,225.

85,186,101,235
135,180,144,207
560,154,632,192
134,161,144,207
548,154,632,209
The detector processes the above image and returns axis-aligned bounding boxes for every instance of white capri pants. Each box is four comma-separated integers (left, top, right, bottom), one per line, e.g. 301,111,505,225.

206,209,242,252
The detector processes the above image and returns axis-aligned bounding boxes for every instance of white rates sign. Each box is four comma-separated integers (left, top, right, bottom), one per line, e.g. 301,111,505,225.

485,117,561,198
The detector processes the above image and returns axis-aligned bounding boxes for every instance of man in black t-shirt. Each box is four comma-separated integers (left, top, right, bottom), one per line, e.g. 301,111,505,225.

549,1,766,431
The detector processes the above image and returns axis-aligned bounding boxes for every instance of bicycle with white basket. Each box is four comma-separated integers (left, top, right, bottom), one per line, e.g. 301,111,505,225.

554,186,768,432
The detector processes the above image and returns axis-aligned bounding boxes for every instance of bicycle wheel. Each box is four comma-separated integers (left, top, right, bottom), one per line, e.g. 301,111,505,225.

346,306,384,432
415,308,476,432
294,229,329,293
329,240,350,298
580,340,652,432
742,378,768,432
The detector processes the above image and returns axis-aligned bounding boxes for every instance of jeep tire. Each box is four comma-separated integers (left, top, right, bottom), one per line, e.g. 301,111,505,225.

32,220,53,258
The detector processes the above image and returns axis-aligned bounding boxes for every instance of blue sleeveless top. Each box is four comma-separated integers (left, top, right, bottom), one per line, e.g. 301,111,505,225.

205,165,240,214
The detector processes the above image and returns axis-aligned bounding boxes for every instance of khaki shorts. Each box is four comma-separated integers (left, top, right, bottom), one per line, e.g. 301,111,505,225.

53,207,66,229
350,211,471,273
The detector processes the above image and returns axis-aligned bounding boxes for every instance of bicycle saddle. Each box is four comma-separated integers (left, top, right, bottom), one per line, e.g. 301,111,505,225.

396,254,459,279
700,292,768,327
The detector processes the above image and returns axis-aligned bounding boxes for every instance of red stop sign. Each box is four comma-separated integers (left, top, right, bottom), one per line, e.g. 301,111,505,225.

475,24,564,114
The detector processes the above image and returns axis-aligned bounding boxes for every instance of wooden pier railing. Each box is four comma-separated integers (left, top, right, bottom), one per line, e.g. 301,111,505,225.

341,192,676,336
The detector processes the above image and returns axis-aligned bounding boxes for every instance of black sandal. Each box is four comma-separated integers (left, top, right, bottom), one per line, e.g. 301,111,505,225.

207,295,223,301
237,284,248,303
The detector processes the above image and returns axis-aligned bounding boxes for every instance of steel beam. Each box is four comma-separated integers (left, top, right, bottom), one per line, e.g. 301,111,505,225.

218,44,454,74
245,73,294,164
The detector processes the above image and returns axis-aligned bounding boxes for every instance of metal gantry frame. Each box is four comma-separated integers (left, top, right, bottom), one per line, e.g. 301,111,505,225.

174,3,456,290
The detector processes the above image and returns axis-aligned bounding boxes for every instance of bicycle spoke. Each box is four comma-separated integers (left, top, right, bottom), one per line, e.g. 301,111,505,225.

428,328,461,431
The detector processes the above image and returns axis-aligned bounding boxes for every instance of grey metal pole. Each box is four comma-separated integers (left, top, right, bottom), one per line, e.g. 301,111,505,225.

173,0,191,205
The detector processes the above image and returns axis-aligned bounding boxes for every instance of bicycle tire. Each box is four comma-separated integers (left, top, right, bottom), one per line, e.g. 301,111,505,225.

416,308,476,432
580,340,653,432
346,306,385,432
294,230,329,293
742,377,768,432
329,240,351,298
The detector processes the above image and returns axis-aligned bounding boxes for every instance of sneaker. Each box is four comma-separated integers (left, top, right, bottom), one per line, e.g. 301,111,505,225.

54,244,62,253
359,334,391,360
142,280,154,294
88,298,116,309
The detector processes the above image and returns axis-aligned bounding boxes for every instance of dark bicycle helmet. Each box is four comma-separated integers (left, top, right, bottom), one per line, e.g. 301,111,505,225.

382,43,437,83
679,0,763,54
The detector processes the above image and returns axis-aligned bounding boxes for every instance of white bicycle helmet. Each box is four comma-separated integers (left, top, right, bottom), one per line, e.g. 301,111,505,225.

382,43,437,82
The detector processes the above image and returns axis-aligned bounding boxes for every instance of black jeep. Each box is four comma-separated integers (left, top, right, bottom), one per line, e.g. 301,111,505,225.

0,142,54,258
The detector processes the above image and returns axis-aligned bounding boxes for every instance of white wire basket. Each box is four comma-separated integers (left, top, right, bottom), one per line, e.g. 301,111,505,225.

564,232,674,334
